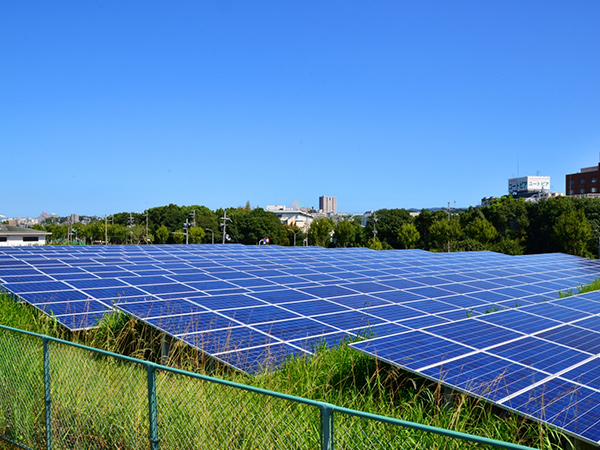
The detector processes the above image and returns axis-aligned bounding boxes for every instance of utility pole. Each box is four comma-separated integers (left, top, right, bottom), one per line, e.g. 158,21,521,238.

190,210,196,227
128,213,134,245
183,219,190,245
372,211,378,240
220,211,232,244
145,210,149,243
447,202,451,253
105,215,108,245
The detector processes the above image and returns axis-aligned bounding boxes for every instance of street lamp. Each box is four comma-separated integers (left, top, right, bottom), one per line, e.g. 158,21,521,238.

206,228,214,245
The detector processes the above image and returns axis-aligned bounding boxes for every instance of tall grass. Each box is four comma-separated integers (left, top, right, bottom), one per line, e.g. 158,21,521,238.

0,292,572,449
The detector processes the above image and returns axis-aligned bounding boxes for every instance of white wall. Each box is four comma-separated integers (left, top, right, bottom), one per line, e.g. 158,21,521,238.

0,235,47,246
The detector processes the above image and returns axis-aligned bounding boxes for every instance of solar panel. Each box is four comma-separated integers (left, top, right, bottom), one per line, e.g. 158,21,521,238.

4,245,600,443
351,289,600,446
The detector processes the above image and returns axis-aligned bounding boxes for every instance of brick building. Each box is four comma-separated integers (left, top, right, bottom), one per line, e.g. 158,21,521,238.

566,164,600,197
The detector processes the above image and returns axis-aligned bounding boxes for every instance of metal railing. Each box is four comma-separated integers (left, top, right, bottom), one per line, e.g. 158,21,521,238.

0,324,538,450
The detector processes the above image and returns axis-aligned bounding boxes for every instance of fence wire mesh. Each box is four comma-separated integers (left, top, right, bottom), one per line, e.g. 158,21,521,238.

334,410,503,450
156,369,320,449
0,329,45,449
0,326,537,450
48,341,149,449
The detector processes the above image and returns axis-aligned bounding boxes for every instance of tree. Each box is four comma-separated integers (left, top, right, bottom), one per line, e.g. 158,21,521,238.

284,225,305,246
366,237,383,250
397,223,420,249
232,208,284,245
429,219,462,252
554,209,593,257
188,226,206,244
107,224,127,244
308,218,335,247
365,209,412,248
155,225,169,244
129,224,146,244
172,230,185,244
465,217,498,247
83,221,105,244
43,223,68,243
525,197,573,253
485,196,529,239
493,237,525,255
333,219,356,248
413,209,447,250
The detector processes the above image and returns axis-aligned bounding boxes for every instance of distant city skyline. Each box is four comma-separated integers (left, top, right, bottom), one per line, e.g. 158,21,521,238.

3,2,599,218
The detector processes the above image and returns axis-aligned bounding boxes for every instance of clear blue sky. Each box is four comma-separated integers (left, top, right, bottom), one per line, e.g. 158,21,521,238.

2,1,599,218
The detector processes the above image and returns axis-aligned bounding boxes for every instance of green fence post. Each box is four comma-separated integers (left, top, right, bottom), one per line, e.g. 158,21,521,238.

320,404,333,450
147,364,159,450
42,338,52,450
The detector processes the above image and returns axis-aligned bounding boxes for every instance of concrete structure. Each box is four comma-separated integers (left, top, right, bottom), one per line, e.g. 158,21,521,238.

319,196,337,215
266,205,315,232
566,164,600,197
0,225,51,246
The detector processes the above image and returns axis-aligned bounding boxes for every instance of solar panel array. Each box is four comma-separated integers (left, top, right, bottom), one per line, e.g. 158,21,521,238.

351,293,600,445
1,244,600,443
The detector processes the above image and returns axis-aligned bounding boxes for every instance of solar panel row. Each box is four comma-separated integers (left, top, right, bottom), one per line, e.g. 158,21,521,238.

351,290,600,445
1,245,600,443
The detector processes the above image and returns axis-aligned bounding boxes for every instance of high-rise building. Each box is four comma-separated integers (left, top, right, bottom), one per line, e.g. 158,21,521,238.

319,196,337,215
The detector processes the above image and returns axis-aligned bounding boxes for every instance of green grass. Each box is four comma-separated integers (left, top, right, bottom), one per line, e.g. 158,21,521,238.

0,292,576,449
558,278,600,298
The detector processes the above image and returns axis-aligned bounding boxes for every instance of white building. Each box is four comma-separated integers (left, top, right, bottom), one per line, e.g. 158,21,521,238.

0,225,51,246
266,205,315,232
508,176,550,197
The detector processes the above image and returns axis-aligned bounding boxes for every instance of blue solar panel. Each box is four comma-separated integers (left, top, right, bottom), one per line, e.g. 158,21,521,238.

427,320,524,349
190,293,266,310
3,280,73,293
215,343,309,373
20,290,90,304
279,299,350,316
39,300,109,316
254,317,339,341
327,294,390,309
403,299,457,314
0,275,54,283
353,330,472,370
183,326,275,353
5,245,600,444
288,331,350,351
312,310,385,330
475,309,562,335
298,285,357,298
492,336,590,373
421,353,546,402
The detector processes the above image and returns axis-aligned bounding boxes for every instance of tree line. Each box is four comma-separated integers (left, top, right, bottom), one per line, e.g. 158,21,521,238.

33,196,600,258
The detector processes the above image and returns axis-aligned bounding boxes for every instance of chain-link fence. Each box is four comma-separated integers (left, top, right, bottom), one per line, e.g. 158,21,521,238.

0,324,537,450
